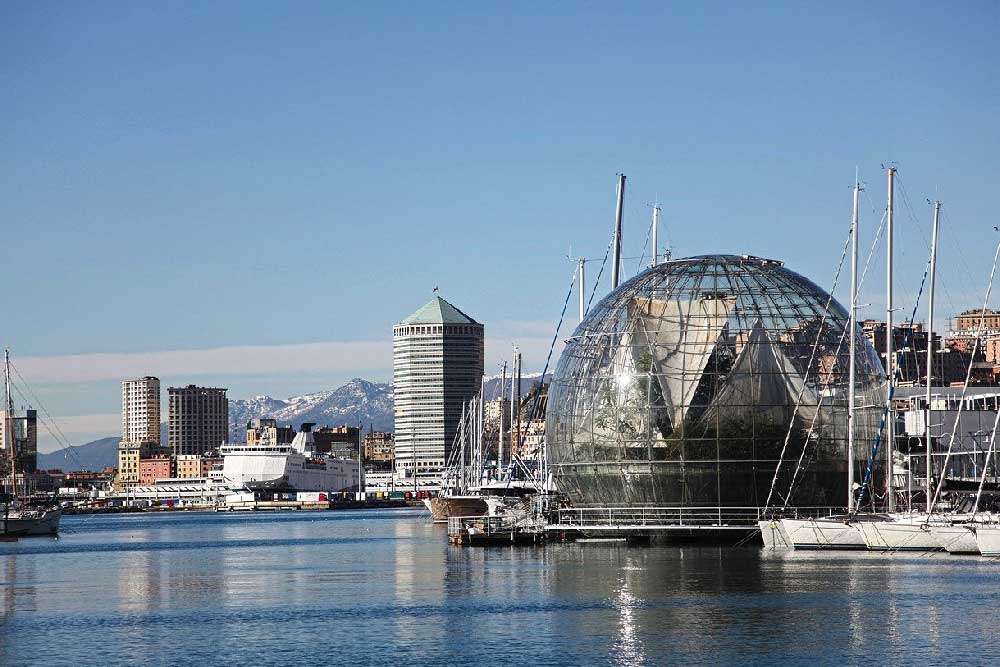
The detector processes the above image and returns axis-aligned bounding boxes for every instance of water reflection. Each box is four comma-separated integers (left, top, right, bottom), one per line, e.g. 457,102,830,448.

2,512,1000,665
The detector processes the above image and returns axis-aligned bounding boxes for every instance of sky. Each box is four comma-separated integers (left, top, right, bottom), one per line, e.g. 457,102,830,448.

2,2,998,452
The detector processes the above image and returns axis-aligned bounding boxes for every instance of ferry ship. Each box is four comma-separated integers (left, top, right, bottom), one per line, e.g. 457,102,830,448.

221,423,361,493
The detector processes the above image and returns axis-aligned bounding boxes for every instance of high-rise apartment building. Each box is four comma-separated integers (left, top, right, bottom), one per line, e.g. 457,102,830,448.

1,408,38,475
168,385,228,456
117,377,161,489
393,296,483,473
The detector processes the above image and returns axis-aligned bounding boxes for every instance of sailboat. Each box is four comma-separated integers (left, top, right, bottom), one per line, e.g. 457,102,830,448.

2,349,61,537
773,177,870,550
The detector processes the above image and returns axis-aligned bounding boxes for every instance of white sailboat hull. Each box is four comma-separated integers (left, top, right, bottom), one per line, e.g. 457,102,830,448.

857,519,942,552
929,525,980,554
759,519,792,548
974,527,1000,557
780,518,866,550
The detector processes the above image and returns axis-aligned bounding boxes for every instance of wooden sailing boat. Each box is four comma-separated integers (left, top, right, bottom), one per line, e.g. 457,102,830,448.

2,349,61,536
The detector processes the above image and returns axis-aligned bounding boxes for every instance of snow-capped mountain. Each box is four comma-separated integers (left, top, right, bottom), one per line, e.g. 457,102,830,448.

228,378,393,440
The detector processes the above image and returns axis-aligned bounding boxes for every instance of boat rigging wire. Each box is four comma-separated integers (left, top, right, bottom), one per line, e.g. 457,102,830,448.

927,237,1000,516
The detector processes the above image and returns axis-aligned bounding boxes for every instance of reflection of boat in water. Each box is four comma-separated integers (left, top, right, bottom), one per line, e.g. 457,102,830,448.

2,350,61,537
221,423,360,492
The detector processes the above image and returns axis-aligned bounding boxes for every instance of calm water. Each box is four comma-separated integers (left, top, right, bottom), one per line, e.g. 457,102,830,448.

1,508,999,666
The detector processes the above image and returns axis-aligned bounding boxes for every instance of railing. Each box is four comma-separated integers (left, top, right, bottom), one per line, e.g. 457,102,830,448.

448,513,544,538
552,506,848,529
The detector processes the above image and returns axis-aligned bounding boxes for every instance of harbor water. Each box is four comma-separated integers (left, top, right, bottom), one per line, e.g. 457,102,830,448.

2,507,1000,666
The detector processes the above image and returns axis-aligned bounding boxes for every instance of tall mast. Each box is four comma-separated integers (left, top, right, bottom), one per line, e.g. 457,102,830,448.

885,167,896,512
611,174,625,289
477,385,484,484
498,361,506,469
578,259,586,322
458,402,466,490
848,180,861,512
650,200,661,267
4,350,15,503
509,348,517,461
926,201,940,514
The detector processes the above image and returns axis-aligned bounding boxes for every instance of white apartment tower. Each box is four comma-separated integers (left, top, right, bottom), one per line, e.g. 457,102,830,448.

117,376,161,488
393,296,484,474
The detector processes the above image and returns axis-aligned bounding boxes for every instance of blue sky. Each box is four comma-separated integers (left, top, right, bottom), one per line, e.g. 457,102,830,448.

2,2,998,450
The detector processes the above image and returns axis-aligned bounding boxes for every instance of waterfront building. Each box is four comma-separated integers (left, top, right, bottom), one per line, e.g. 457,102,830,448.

117,377,161,489
363,430,394,465
546,255,886,507
246,418,295,446
1,408,38,475
392,296,484,474
168,385,228,457
175,454,203,479
138,455,172,485
313,425,360,459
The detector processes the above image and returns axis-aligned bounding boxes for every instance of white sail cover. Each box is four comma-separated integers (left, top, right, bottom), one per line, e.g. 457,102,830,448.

698,318,819,426
629,296,736,428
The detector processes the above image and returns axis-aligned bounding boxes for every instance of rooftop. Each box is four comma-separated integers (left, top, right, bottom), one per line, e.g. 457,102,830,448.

399,296,479,325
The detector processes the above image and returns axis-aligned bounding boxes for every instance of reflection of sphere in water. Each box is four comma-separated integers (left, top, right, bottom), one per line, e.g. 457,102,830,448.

545,255,886,508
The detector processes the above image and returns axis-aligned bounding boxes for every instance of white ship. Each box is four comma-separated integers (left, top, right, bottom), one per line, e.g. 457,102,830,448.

221,423,361,493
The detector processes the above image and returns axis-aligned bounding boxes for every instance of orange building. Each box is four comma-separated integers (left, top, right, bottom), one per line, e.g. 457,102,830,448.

138,456,172,485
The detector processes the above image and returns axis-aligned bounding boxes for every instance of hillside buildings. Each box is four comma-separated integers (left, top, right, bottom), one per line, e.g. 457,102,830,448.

168,385,228,456
117,377,161,489
393,296,484,475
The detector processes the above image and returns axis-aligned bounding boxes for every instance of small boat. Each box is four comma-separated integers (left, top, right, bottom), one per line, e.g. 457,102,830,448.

423,495,488,523
2,350,61,537
1,506,61,537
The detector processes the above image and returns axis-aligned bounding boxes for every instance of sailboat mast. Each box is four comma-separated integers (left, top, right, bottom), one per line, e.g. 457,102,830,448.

458,402,466,490
4,350,15,503
926,201,940,514
848,181,860,512
886,166,896,512
578,259,586,322
651,201,660,268
611,174,625,289
498,361,507,468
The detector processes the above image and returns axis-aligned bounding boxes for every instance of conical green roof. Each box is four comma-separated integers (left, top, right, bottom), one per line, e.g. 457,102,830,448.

400,296,479,325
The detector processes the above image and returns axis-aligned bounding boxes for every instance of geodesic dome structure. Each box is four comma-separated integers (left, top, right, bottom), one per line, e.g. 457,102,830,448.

546,254,886,508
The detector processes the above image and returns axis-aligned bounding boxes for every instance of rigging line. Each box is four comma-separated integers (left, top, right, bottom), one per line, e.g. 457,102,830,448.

781,214,892,509
855,250,931,512
510,265,577,492
9,362,76,452
764,227,851,511
586,237,613,313
928,238,1000,516
635,214,653,275
970,406,1000,521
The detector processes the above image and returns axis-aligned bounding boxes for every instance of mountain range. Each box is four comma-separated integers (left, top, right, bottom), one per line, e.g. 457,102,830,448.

39,374,549,472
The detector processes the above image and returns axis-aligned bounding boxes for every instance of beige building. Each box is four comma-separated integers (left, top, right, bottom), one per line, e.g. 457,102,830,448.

175,454,202,479
117,377,161,489
168,385,228,456
363,431,395,463
246,418,294,446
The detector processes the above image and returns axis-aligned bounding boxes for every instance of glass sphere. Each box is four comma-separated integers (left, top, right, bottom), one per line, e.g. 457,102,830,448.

546,254,886,508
